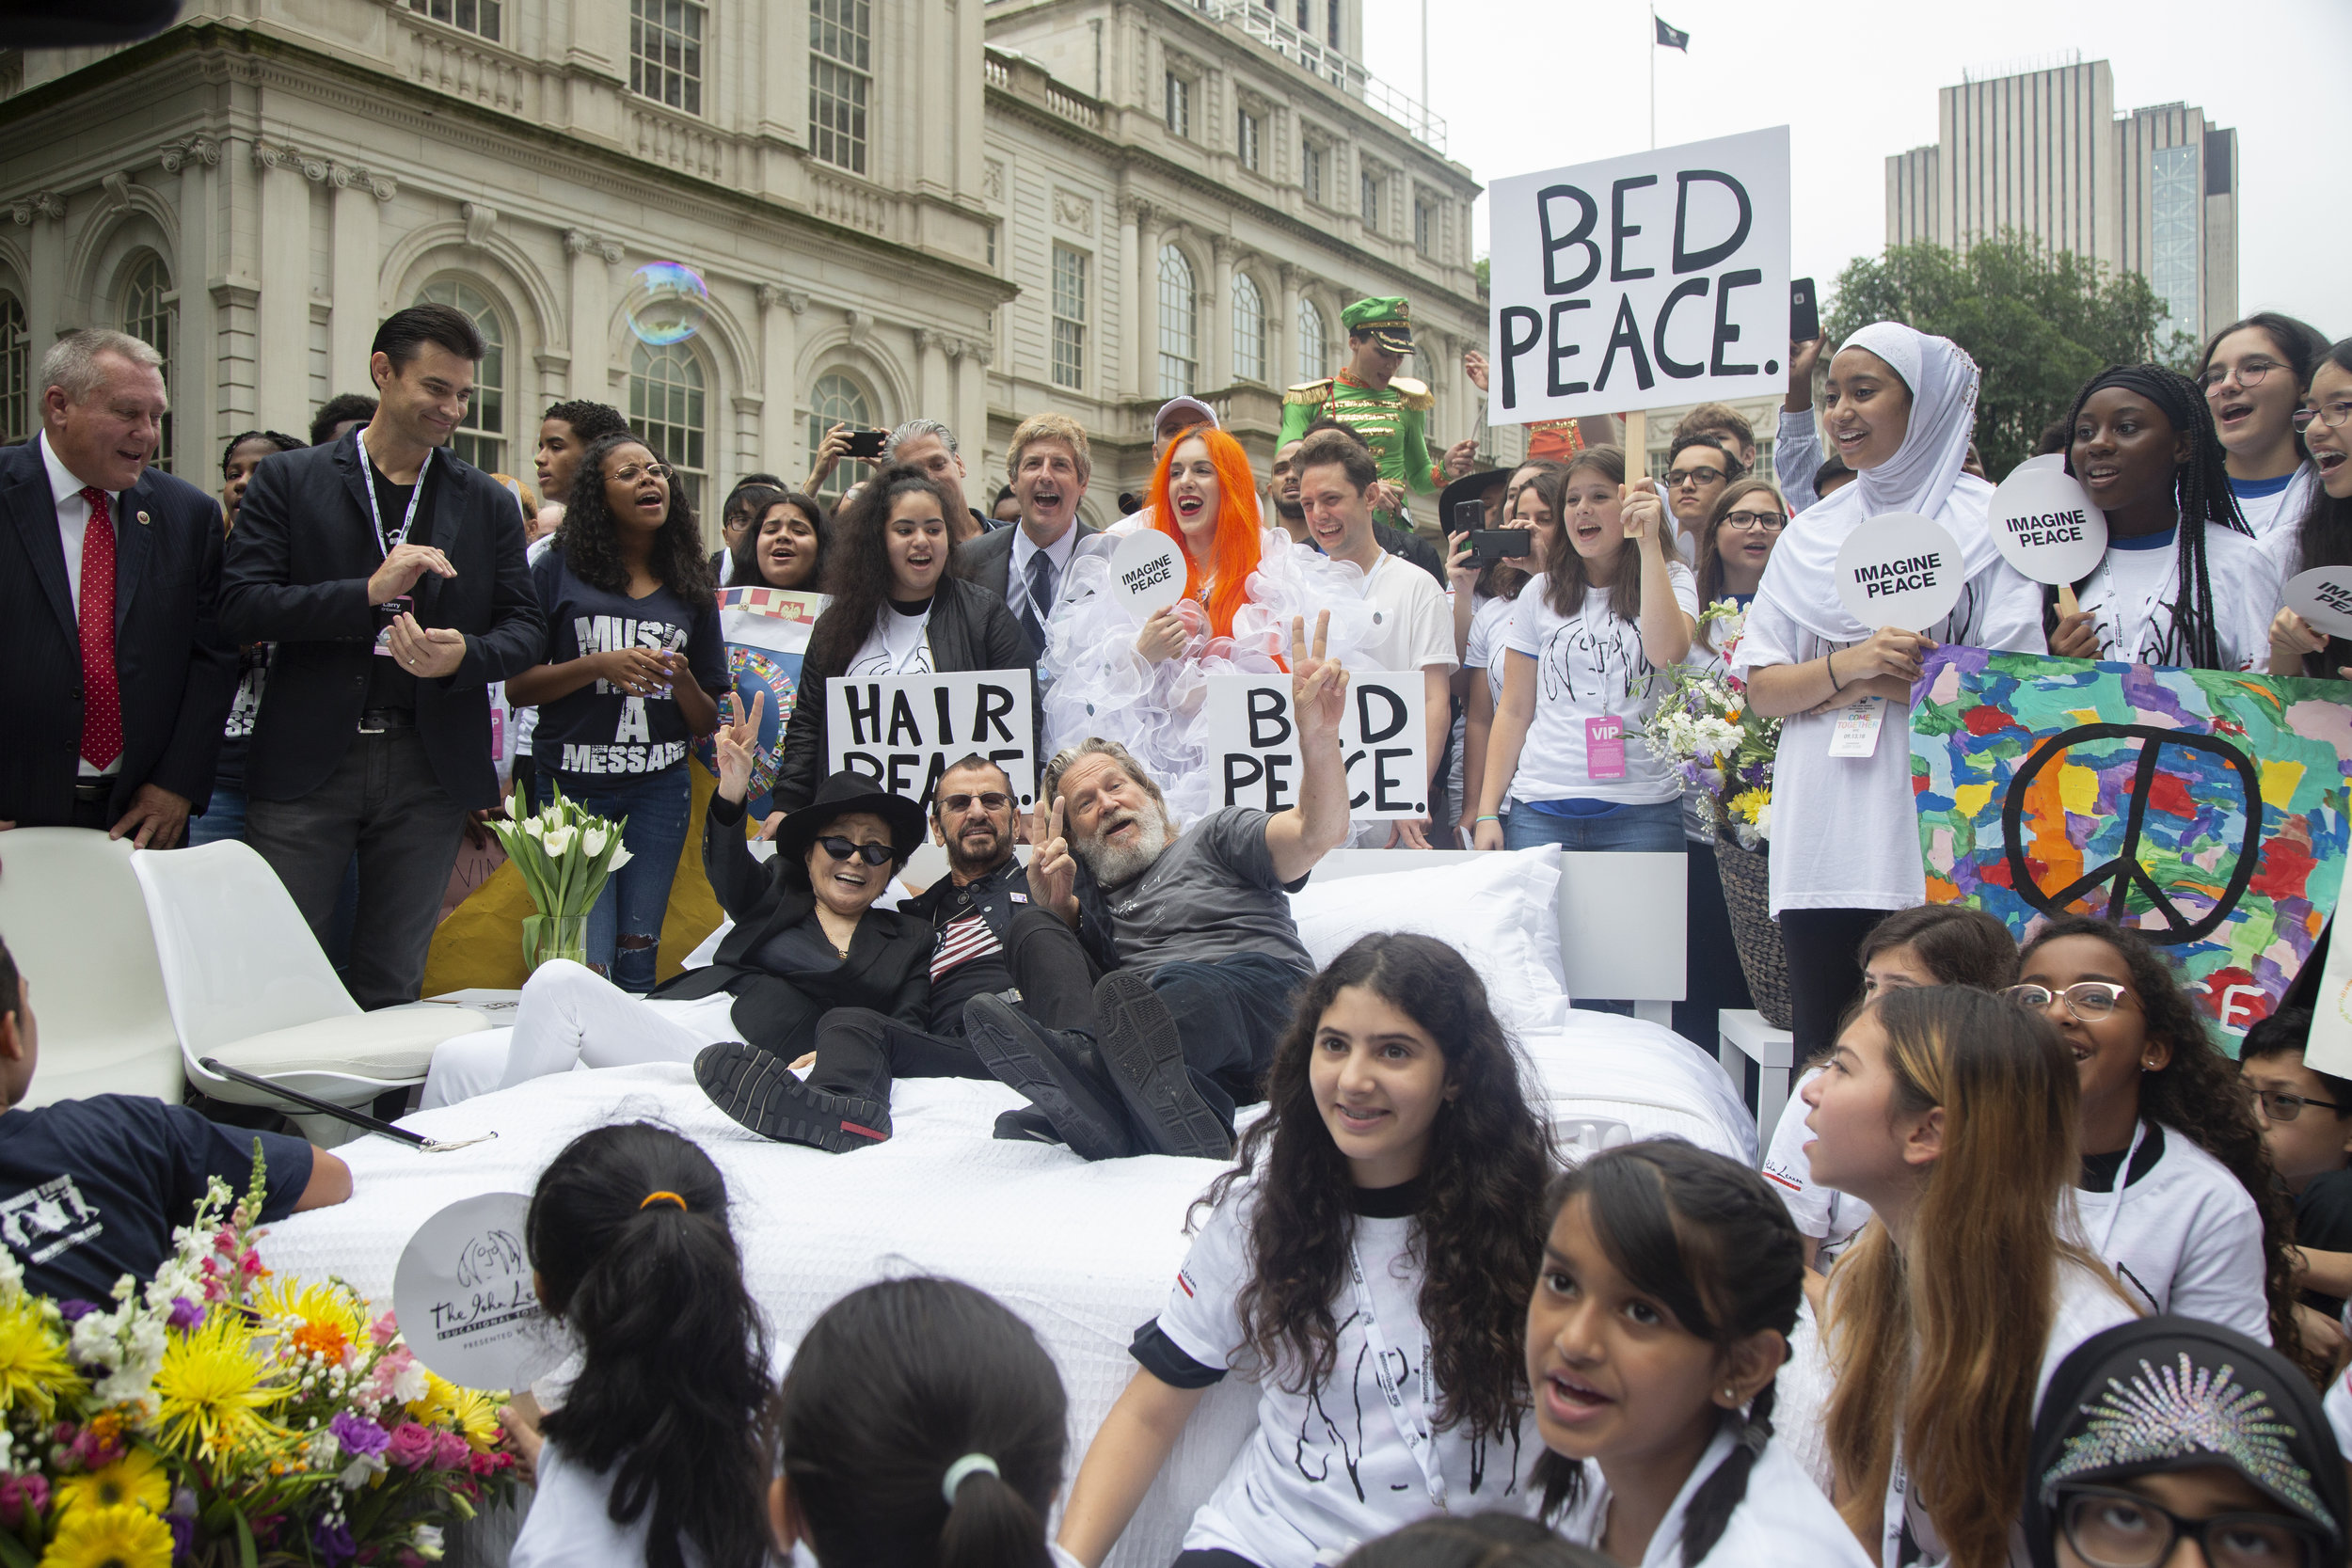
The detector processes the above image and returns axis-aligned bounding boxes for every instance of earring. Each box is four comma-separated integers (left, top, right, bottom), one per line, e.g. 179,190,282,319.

1722,1386,1738,1403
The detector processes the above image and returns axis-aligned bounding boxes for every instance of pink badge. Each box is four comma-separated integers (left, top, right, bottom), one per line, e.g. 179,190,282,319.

1585,715,1627,782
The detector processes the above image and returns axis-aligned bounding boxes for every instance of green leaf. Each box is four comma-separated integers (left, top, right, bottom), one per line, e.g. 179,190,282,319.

0,1530,38,1568
235,1511,260,1568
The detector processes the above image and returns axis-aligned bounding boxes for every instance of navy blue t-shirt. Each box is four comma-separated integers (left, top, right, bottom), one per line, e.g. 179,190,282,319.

0,1097,314,1303
529,547,727,779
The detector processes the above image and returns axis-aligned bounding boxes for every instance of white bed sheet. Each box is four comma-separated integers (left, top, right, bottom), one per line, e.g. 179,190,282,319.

261,1016,1754,1568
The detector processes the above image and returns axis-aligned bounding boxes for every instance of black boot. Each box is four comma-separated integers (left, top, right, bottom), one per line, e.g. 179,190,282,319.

694,1041,892,1153
962,994,1137,1161
1091,971,1233,1160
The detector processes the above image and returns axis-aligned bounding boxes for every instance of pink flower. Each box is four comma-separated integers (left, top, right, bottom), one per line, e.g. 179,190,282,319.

431,1430,470,1469
238,1250,264,1277
214,1227,239,1256
371,1311,401,1346
383,1422,437,1469
0,1473,52,1528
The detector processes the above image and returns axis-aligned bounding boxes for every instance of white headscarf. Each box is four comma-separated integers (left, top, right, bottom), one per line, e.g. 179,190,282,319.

1757,322,2002,641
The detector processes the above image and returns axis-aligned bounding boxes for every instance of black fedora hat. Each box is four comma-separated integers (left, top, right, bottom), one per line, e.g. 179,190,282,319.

774,772,928,868
1436,466,1512,533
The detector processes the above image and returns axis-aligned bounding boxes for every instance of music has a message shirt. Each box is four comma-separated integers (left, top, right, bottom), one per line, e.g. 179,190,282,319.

530,548,725,779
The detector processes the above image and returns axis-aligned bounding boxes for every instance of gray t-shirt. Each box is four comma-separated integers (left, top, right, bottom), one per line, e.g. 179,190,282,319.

1099,807,1314,975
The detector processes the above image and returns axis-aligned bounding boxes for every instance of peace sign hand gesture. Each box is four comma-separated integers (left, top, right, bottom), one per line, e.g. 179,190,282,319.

714,690,765,804
1027,796,1080,925
1291,611,1349,746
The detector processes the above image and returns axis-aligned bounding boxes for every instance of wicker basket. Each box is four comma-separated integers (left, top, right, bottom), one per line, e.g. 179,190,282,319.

1713,833,1792,1030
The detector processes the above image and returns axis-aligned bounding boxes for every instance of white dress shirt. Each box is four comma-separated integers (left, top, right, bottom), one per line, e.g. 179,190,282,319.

1007,520,1080,622
38,430,124,776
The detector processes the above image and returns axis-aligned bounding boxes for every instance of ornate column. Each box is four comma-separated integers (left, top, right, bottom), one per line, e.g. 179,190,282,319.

1207,235,1233,394
754,284,806,480
946,337,987,486
1276,263,1300,389
159,137,219,469
11,193,65,411
252,139,324,437
327,163,395,397
564,229,624,411
912,325,941,429
1129,198,1159,402
1114,194,1140,403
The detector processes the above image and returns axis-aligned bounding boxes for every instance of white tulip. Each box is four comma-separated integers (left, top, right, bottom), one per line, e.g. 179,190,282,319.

541,824,576,857
582,824,610,858
607,846,633,872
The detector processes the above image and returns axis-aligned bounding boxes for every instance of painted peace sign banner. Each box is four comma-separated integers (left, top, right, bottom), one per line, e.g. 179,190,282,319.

1910,647,2352,1039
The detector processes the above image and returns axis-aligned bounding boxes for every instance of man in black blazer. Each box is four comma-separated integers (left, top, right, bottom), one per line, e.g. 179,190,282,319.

950,411,1116,660
0,329,236,845
221,304,546,1009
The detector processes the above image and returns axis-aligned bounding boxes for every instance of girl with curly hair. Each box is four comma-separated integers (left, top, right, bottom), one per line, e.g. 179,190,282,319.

1528,1141,1869,1567
505,432,725,991
2012,918,2312,1374
1054,933,1554,1568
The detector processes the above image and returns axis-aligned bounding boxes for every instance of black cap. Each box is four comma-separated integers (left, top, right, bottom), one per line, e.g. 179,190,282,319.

774,771,928,868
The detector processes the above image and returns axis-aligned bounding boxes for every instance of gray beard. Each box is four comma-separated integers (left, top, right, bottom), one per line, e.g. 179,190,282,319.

1076,806,1172,886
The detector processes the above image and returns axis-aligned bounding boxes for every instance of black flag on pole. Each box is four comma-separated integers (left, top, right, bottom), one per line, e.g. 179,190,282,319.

1655,15,1690,50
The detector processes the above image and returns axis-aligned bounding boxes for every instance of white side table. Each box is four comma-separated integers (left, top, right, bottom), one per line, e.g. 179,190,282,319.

1717,1008,1796,1158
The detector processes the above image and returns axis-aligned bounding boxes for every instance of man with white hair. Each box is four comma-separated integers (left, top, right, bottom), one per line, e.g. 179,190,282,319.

962,613,1354,1161
882,418,986,542
0,328,237,843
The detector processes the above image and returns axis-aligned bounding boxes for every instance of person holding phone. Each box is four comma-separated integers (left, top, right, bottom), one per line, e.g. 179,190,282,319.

1451,462,1561,847
803,421,890,498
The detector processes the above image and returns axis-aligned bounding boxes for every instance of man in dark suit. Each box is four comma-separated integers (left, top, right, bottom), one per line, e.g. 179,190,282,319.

0,328,237,845
221,304,546,1009
951,411,1115,660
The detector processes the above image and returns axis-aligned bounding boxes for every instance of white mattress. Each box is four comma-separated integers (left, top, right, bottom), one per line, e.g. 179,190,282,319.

261,1015,1754,1567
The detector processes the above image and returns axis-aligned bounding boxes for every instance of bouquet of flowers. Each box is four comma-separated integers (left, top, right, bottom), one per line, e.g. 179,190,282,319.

486,780,631,972
1645,602,1781,850
0,1147,519,1567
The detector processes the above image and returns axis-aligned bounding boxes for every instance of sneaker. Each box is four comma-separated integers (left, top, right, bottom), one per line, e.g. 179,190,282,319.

693,1041,892,1153
993,1104,1064,1145
962,994,1136,1161
1091,972,1233,1160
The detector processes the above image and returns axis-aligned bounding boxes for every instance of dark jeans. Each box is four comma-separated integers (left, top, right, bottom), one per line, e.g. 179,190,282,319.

246,725,469,1011
1781,906,1893,1060
552,765,693,994
189,786,361,975
1674,839,1755,1049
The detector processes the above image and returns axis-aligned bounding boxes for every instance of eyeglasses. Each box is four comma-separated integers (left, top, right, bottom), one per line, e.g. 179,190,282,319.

2292,401,2352,434
2199,358,2282,393
1665,466,1726,489
2056,1484,2328,1568
2003,981,2133,1022
816,836,894,866
1720,510,1787,532
2254,1087,2346,1122
611,461,675,483
938,792,1011,816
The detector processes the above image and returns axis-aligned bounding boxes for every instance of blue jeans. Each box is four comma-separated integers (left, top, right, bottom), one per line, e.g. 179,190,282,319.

191,786,361,976
1503,797,1688,853
553,766,692,994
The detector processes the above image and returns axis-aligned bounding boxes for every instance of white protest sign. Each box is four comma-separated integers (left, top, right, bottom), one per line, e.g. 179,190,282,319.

2284,568,2352,641
1987,467,2107,584
1109,531,1185,622
1204,673,1428,819
1834,513,1965,631
1487,127,1790,423
2014,453,2067,474
392,1193,561,1393
828,670,1037,809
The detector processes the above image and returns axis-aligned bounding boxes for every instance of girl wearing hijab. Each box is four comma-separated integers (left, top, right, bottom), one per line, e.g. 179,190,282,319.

2029,1317,2346,1568
1733,324,2045,1055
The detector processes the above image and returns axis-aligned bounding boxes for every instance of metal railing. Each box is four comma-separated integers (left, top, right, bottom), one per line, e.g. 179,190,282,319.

1191,0,1445,154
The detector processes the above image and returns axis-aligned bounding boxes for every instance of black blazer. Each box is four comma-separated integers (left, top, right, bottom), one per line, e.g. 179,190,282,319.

772,575,1036,813
219,432,546,809
0,438,238,826
950,517,1109,601
650,791,930,1058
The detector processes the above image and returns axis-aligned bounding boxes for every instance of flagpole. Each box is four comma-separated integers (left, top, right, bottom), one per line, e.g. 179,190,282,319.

1647,5,1656,150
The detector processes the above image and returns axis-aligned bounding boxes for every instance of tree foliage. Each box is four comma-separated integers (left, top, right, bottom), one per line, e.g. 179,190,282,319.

1823,235,2186,480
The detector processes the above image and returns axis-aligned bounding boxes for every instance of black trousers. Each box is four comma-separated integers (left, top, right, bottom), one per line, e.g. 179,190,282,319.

1780,906,1893,1060
1673,839,1755,1050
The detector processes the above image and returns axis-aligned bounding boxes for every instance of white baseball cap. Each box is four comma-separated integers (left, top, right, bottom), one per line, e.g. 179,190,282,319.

1153,396,1220,436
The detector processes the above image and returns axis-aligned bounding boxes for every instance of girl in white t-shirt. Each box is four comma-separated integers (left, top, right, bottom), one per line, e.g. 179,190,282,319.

1802,986,2137,1568
2195,312,2329,549
1529,1139,1871,1568
1473,449,1699,857
774,1276,1070,1568
2266,337,2352,677
1452,466,1563,846
2011,918,2310,1370
505,1123,774,1568
1056,934,1556,1568
2044,365,2276,670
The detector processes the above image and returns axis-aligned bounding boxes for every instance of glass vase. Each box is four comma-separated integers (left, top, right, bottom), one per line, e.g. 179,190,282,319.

521,912,588,974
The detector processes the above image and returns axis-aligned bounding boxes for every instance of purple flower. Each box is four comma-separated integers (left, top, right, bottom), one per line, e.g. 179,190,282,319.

56,1300,97,1323
383,1421,437,1469
310,1517,357,1565
167,1297,203,1330
329,1412,389,1458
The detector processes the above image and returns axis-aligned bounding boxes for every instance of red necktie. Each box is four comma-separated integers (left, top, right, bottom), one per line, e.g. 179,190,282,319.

77,486,122,770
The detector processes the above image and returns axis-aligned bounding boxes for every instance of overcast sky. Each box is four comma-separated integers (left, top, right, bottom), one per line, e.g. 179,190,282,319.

1358,0,2346,339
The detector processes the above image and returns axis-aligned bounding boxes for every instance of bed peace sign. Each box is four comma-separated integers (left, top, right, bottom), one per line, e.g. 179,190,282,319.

1290,610,1349,745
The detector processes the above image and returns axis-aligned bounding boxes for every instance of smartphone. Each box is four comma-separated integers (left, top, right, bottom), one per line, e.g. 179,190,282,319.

1451,499,1486,536
1789,277,1820,344
845,427,889,460
1469,530,1534,563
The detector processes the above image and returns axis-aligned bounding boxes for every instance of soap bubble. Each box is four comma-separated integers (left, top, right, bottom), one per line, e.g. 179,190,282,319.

624,261,708,346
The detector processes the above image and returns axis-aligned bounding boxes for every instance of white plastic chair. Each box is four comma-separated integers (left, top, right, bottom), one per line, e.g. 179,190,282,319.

0,828,184,1107
130,840,487,1109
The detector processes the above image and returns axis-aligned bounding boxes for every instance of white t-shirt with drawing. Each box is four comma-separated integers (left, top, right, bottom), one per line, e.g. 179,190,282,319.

1501,563,1699,806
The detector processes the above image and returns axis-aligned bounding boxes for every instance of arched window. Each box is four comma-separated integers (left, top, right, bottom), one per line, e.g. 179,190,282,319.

805,371,871,502
1157,245,1197,398
119,255,175,471
1297,295,1329,379
629,340,707,518
416,278,506,473
1231,273,1266,385
0,293,25,445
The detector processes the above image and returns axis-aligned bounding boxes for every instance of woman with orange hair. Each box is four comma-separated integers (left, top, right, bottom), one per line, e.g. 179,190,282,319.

1041,426,1376,820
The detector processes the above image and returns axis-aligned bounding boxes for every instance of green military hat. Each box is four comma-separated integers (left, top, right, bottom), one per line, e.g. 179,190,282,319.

1341,295,1414,355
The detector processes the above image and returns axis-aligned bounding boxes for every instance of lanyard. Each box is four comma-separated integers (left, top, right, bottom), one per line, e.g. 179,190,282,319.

356,425,434,566
1881,1441,1912,1567
2086,1116,2151,1260
1347,1241,1447,1511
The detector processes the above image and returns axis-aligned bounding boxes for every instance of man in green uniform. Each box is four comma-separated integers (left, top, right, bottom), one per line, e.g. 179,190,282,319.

1281,296,1475,533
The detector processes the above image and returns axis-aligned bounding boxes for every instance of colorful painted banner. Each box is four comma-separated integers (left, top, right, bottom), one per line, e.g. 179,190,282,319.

689,586,827,820
1910,647,2352,1038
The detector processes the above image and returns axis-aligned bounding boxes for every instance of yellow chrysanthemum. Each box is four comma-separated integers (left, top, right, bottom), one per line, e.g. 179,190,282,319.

1728,787,1769,825
406,1370,462,1428
36,1501,174,1568
53,1447,170,1516
0,1295,84,1420
447,1386,504,1452
152,1314,287,1461
251,1277,367,1367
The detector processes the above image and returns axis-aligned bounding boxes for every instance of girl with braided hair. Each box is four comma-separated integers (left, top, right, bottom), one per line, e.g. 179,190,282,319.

2046,365,2277,671
1527,1139,1867,1567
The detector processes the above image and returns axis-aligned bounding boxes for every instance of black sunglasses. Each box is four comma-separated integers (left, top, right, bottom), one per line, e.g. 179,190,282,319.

817,835,894,866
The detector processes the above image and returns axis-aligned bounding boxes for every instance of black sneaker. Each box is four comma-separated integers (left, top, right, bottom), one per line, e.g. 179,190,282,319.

992,1105,1064,1145
1091,972,1233,1160
962,994,1136,1161
694,1041,892,1153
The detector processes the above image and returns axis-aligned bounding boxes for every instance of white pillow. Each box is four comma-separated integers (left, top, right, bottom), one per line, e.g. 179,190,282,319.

1286,848,1570,1034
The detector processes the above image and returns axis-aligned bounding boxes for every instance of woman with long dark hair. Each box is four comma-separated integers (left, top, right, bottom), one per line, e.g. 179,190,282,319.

1054,934,1554,1568
2196,311,2330,547
771,466,1032,815
1454,461,1564,846
2268,337,2352,677
506,1122,773,1568
2044,365,2275,670
727,490,830,592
